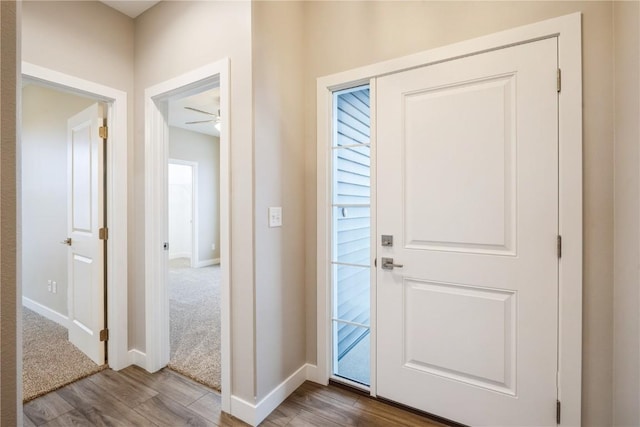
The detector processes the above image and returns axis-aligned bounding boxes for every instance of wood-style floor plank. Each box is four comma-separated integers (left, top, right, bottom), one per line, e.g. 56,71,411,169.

187,392,226,424
24,369,451,427
87,368,158,408
353,395,448,427
55,377,155,426
287,408,344,427
39,409,91,427
23,392,73,425
22,413,38,427
133,394,217,427
260,403,301,426
299,381,361,407
121,365,209,407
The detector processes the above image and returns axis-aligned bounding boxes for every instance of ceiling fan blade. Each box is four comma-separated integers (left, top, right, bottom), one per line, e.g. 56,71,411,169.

184,106,215,116
185,119,214,124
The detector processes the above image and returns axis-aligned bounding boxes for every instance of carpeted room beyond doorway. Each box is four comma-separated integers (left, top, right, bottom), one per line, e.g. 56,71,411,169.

168,258,221,391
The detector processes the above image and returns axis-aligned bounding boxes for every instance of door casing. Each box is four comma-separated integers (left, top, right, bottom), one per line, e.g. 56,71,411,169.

316,13,582,426
20,62,129,371
144,59,231,412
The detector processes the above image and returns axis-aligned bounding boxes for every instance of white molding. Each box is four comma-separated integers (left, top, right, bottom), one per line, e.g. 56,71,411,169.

368,79,378,397
231,364,310,426
195,258,219,268
230,395,257,427
145,58,232,412
21,62,129,371
316,13,582,426
22,297,69,329
254,364,308,424
169,252,191,260
128,349,147,369
556,14,583,427
305,363,323,384
316,72,332,390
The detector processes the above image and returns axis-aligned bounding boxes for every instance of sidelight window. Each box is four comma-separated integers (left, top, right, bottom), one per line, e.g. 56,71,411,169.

330,86,371,386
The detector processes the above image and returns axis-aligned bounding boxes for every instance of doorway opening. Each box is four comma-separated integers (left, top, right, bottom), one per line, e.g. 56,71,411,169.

19,63,128,403
166,89,222,390
144,59,230,410
330,85,372,388
20,81,107,401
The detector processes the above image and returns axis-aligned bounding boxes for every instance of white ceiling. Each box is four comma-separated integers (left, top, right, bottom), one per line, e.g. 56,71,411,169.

168,88,220,137
100,1,160,18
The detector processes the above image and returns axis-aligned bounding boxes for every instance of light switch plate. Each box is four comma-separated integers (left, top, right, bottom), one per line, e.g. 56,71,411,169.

269,207,282,227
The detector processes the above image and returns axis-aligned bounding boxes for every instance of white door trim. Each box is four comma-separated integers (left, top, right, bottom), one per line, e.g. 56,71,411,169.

21,62,129,371
144,59,231,412
168,159,199,267
316,13,582,426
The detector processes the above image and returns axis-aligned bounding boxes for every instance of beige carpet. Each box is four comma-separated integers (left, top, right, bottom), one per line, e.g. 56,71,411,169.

168,258,221,391
22,307,105,402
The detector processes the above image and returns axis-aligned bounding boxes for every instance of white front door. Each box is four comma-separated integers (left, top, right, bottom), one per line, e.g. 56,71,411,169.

376,38,559,426
66,103,106,365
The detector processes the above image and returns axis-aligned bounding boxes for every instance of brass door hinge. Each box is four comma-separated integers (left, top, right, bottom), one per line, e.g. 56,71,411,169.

100,328,109,342
99,227,108,240
99,125,108,139
557,69,562,93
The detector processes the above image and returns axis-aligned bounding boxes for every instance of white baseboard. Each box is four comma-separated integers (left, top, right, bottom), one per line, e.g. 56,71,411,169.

129,349,147,370
230,395,257,427
195,258,219,268
231,363,310,426
22,297,68,328
305,363,326,385
169,252,191,260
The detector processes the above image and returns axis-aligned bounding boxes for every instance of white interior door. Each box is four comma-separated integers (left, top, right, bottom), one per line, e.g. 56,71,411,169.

66,103,106,365
376,38,559,426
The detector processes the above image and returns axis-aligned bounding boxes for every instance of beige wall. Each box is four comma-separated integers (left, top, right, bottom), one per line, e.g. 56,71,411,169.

134,0,255,401
252,1,306,400
613,2,640,425
301,2,615,425
21,84,94,315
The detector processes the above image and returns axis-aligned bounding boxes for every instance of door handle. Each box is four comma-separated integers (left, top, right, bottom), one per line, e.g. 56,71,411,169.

381,257,403,270
61,237,72,246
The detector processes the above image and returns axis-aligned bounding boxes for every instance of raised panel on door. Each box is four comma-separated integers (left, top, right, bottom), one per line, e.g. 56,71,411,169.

377,38,558,426
403,75,516,255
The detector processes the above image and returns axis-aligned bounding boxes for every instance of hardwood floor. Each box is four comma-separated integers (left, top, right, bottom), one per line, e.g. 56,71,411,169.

23,366,448,426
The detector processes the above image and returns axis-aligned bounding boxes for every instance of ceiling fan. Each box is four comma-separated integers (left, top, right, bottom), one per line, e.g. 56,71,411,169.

184,106,221,130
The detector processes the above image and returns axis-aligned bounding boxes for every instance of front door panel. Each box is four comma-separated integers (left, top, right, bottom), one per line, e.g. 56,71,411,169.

376,38,559,426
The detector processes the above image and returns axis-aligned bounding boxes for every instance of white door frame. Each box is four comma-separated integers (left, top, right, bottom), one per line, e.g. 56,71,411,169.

21,62,129,371
168,159,199,267
316,13,582,426
144,59,231,412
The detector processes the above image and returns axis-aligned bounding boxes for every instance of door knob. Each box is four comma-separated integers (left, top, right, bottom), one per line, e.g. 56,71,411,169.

381,257,403,270
61,237,72,246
